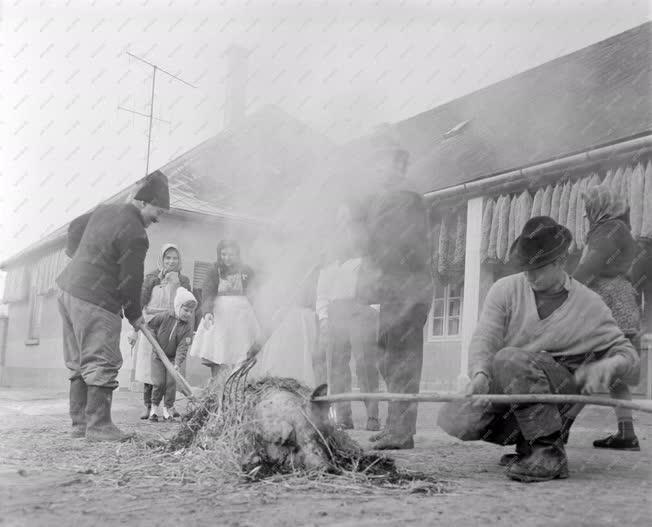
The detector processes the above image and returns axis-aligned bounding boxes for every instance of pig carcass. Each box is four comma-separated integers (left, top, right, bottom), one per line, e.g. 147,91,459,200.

171,376,394,477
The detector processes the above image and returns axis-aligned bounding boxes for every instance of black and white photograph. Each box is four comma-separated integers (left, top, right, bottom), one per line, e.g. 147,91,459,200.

1,1,650,525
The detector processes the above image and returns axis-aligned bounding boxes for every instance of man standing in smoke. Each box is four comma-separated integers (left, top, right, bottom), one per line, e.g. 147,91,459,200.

358,138,433,450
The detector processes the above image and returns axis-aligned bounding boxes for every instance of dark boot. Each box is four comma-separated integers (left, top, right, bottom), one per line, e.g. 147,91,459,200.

507,432,569,483
69,378,87,438
499,439,532,467
593,421,640,451
85,386,135,443
365,400,380,431
140,405,151,420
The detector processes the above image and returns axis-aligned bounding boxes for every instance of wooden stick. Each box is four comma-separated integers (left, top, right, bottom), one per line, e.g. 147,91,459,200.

138,323,196,400
314,392,652,414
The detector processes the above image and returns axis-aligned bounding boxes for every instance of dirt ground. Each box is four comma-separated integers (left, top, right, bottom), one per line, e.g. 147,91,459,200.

0,387,650,527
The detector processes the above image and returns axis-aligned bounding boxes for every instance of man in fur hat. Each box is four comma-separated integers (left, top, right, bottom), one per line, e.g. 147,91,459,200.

56,170,170,442
437,216,640,482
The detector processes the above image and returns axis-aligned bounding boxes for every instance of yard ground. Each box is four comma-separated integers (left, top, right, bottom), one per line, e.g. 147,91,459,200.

0,387,650,527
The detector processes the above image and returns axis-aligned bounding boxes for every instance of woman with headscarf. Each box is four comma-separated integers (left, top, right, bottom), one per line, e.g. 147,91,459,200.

130,243,192,420
190,240,262,380
571,184,641,450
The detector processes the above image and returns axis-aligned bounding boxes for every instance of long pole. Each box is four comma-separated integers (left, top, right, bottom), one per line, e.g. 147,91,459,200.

145,66,157,175
315,392,652,414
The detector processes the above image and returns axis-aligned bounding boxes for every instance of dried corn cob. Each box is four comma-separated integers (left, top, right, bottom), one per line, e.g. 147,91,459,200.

603,169,613,189
451,210,466,273
541,185,553,216
496,195,510,262
550,184,562,222
630,163,645,238
559,182,571,229
487,197,500,262
620,165,632,206
567,181,579,253
611,167,623,197
530,187,543,218
588,173,601,187
438,212,453,277
480,198,494,262
517,190,533,234
639,161,652,238
508,193,517,250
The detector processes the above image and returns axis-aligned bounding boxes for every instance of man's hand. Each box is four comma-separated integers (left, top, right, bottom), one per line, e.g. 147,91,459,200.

465,372,490,396
130,316,145,332
575,355,630,394
127,331,137,348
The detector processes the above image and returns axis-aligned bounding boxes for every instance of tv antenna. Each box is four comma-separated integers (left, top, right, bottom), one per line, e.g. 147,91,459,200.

118,51,197,175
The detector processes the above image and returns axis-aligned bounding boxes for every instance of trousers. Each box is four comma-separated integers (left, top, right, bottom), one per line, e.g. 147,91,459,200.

438,347,579,443
58,290,123,389
151,356,177,407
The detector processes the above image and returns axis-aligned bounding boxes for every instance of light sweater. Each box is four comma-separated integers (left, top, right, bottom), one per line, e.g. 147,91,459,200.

315,258,378,320
469,273,640,380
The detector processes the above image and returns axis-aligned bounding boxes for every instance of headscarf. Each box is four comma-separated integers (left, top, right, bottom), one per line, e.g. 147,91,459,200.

157,243,182,277
216,240,241,275
582,185,629,228
174,287,197,318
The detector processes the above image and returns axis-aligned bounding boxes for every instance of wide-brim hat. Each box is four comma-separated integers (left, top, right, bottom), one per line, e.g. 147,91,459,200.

134,170,170,209
508,216,572,270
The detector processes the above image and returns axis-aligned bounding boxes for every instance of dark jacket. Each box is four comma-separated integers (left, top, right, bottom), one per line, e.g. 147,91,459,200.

147,311,193,367
574,218,636,285
141,270,191,309
56,203,149,323
200,264,255,316
358,188,433,305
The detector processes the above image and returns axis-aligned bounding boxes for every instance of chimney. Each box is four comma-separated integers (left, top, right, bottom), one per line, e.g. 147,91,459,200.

224,45,248,130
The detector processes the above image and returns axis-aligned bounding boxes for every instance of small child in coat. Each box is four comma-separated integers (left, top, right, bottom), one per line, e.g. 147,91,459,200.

148,287,197,421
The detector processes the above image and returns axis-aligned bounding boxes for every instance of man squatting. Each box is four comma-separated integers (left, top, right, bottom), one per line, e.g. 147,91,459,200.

56,171,170,442
438,216,640,483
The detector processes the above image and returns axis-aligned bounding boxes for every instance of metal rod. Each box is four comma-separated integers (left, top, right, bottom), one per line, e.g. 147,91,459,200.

314,392,652,414
127,51,198,88
117,105,171,124
145,66,157,176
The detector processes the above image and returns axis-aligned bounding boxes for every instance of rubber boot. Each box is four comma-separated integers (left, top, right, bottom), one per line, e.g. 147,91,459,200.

507,432,569,483
365,400,380,431
370,405,394,442
374,402,415,450
69,378,88,438
140,405,151,420
85,386,134,443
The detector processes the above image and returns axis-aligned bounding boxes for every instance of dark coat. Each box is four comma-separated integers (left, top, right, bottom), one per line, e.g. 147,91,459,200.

357,188,433,305
200,264,255,316
141,270,192,309
147,311,193,367
56,203,149,323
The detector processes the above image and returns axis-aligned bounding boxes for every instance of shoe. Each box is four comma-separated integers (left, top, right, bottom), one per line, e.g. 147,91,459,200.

149,413,159,422
499,441,532,467
507,432,569,483
69,378,88,438
593,434,640,451
366,417,381,432
369,429,389,442
373,434,414,450
140,405,151,420
162,407,172,421
171,407,181,418
85,386,135,443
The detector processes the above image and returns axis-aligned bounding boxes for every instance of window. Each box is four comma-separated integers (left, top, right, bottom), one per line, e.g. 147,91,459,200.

429,281,464,339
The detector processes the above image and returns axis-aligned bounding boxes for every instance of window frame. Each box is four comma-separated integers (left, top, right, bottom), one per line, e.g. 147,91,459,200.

427,281,464,342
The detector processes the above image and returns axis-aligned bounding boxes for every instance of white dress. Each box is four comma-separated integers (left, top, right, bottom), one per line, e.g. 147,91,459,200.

250,307,317,386
190,273,262,367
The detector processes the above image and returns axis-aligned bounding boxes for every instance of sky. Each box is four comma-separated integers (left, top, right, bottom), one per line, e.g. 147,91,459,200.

1,0,650,276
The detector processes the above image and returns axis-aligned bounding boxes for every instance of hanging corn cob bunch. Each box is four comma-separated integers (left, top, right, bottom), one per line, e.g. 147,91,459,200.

541,184,553,217
437,212,453,280
495,195,510,262
639,161,652,239
530,187,543,218
620,165,632,207
575,177,589,251
630,163,645,239
567,180,579,253
487,197,500,262
480,198,494,262
451,209,466,276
